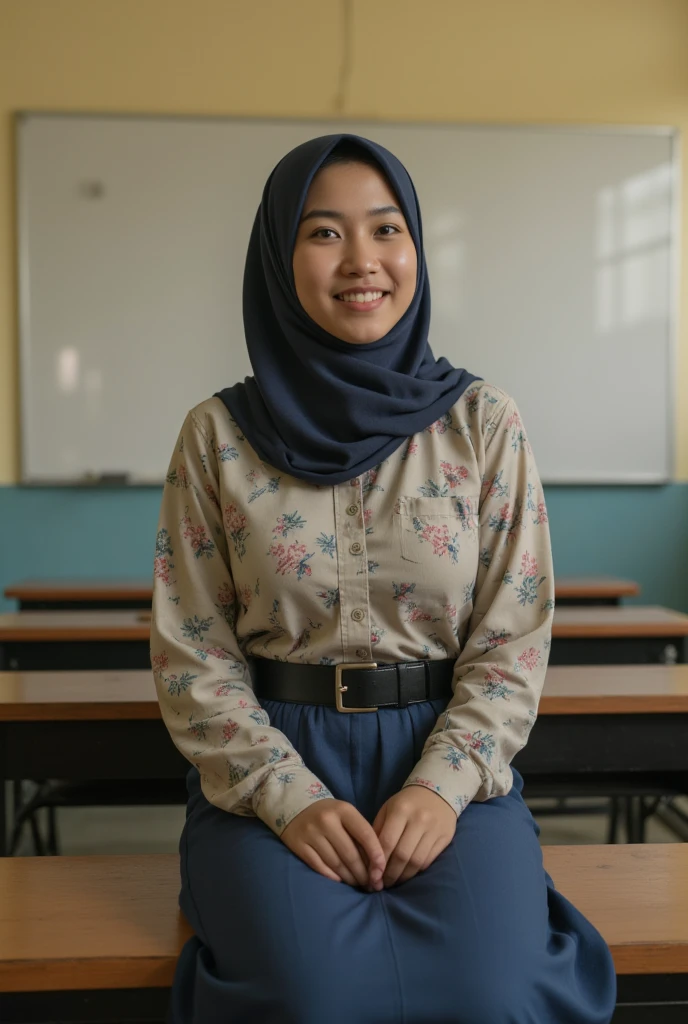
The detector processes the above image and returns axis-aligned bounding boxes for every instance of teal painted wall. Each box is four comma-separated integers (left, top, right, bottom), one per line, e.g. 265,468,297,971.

1,483,687,613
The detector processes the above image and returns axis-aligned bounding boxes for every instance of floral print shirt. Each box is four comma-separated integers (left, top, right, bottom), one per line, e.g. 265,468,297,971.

150,382,554,837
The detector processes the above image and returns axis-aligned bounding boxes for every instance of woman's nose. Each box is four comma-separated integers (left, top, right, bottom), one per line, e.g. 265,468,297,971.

340,239,380,278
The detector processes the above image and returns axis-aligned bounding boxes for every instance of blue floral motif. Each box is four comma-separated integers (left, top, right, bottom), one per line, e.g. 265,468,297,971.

316,533,336,558
181,615,214,642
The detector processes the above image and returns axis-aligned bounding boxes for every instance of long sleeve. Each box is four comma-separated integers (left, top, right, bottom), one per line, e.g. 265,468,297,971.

402,394,554,815
150,410,334,836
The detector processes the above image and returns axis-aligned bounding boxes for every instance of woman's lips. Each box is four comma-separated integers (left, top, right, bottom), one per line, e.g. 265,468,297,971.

334,290,388,312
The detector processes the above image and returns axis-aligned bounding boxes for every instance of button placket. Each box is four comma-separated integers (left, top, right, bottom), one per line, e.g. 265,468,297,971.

335,478,371,662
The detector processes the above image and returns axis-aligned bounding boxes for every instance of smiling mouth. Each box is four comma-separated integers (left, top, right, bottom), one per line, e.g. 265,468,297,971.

334,290,388,304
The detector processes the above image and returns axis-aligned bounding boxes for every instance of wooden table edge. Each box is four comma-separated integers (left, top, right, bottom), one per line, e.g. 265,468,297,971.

0,954,178,992
554,582,641,599
0,703,161,722
3,585,153,602
538,695,688,714
552,622,688,638
0,942,682,991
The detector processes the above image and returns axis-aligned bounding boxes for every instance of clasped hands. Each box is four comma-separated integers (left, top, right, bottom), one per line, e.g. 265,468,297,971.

280,786,457,891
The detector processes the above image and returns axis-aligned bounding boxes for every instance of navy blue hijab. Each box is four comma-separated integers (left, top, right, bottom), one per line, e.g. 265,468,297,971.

215,134,480,485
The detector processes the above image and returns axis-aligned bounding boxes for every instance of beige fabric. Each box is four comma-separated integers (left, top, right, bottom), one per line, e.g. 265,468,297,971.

151,381,554,836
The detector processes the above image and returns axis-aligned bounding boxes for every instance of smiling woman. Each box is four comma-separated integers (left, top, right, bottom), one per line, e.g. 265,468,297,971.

152,134,617,1024
293,144,418,345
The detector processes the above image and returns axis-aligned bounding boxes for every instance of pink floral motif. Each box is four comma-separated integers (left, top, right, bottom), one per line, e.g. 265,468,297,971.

205,484,220,509
425,417,448,434
406,776,441,791
415,521,459,563
221,719,240,746
408,606,432,623
488,501,523,543
444,602,458,623
181,512,215,559
152,652,169,676
223,503,250,560
268,541,313,580
154,555,173,585
515,647,541,673
363,508,373,527
440,461,469,488
402,439,419,460
224,503,247,534
520,552,539,578
534,502,548,525
307,782,328,797
205,647,231,660
238,584,253,610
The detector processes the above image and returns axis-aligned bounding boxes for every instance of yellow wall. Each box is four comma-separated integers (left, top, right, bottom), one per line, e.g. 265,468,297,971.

1,0,687,482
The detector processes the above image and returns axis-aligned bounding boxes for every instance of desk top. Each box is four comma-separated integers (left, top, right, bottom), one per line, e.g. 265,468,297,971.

1,664,688,720
3,579,153,602
0,609,151,641
554,577,640,599
1,605,687,642
552,604,688,637
5,575,641,603
0,846,685,990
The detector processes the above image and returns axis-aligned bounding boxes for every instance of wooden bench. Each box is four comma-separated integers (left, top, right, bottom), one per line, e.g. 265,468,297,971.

0,846,686,1021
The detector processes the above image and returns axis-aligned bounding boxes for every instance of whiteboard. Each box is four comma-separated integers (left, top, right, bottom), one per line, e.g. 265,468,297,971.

17,113,678,484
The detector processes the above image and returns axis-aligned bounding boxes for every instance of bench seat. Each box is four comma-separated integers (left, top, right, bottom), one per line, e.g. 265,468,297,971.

0,845,687,993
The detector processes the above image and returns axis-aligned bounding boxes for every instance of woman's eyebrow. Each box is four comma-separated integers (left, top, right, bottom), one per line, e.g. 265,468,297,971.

300,204,402,223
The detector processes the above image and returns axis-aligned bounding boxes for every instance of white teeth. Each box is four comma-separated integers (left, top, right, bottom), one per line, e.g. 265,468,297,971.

339,291,383,303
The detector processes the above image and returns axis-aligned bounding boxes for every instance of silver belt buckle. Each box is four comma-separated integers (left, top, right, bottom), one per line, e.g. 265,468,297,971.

335,662,379,713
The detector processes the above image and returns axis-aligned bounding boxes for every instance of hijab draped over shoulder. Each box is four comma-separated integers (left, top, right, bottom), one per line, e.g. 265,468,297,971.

215,134,480,485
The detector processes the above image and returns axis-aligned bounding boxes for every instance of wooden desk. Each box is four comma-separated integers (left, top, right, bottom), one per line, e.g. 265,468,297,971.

555,576,640,606
4,579,152,611
0,611,151,671
2,665,688,855
550,605,688,664
2,605,688,672
1,848,687,1023
3,577,641,610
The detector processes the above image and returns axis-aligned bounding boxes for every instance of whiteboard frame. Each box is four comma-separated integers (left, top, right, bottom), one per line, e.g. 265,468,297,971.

15,111,681,486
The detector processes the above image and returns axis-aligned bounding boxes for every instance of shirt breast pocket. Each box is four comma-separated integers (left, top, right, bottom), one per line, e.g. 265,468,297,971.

395,495,480,565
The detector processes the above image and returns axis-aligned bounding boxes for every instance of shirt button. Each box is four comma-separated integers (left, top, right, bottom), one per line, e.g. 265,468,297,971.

356,648,370,660
346,504,359,516
351,608,366,622
350,542,363,555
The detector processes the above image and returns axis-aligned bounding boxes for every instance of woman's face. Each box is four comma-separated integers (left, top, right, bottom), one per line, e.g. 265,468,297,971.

292,161,418,345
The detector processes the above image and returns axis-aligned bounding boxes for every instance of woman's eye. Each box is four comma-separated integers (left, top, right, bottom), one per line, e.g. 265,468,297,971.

313,228,338,239
376,224,400,236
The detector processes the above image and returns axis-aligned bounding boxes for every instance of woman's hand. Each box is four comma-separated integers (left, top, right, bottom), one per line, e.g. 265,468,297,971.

280,799,386,891
372,786,457,888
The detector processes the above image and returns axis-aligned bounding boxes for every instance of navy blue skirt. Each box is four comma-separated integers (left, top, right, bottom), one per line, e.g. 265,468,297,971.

170,696,617,1024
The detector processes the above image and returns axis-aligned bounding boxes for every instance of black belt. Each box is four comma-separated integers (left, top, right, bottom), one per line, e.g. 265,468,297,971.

248,657,455,713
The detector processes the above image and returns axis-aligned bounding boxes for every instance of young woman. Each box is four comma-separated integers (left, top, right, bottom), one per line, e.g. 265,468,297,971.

151,133,616,1024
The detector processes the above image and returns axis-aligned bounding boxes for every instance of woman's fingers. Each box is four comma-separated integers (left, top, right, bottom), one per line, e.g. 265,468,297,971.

396,833,436,885
311,831,368,888
382,822,423,887
299,843,343,884
342,807,386,885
